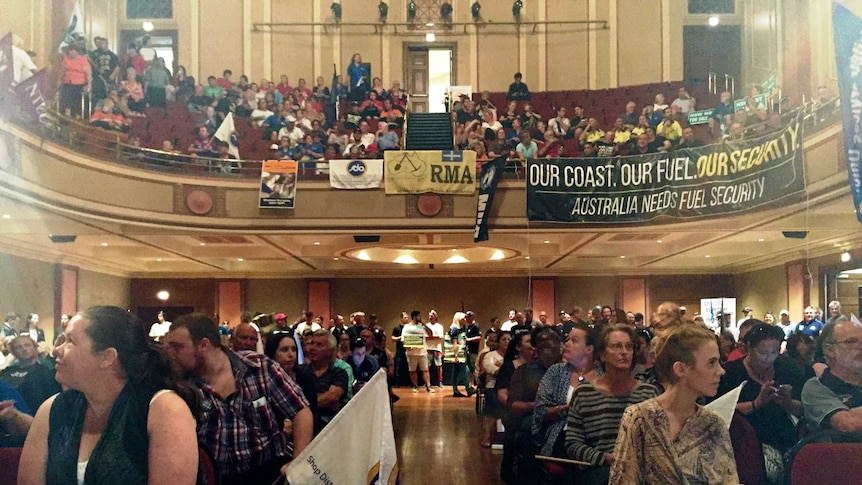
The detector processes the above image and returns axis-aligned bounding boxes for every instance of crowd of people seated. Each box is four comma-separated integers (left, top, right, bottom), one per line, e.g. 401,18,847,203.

455,74,786,170
1,298,860,484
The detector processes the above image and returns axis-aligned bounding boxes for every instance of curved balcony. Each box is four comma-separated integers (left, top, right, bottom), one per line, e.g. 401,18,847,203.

0,97,855,278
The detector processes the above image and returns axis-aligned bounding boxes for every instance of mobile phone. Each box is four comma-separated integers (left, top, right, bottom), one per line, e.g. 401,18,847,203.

779,384,792,393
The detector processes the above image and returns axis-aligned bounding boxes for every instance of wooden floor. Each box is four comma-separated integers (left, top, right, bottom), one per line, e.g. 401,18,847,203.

392,386,505,485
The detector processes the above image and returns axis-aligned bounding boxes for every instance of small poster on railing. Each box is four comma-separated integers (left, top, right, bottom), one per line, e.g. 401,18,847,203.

259,160,297,209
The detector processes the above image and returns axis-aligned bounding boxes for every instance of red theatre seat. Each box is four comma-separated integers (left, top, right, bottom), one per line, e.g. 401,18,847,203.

0,447,23,485
729,411,766,485
790,442,862,485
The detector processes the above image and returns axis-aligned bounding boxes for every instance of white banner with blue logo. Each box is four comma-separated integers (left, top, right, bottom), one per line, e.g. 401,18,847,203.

329,159,384,189
833,2,862,224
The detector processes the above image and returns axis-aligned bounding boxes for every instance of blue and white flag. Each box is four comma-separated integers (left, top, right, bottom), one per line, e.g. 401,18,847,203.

329,159,383,189
834,2,862,224
441,150,463,162
214,112,240,159
284,369,399,485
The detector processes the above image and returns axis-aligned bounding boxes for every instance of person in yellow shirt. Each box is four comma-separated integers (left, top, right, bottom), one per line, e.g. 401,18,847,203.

656,108,683,142
578,117,605,146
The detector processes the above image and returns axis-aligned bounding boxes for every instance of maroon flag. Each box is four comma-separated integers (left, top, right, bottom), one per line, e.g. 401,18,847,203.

14,69,50,125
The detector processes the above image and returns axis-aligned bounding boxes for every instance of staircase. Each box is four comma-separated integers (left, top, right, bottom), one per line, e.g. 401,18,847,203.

404,112,453,150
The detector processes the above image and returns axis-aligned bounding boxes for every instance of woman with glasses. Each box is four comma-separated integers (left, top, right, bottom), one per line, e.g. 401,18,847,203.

713,321,806,481
564,324,658,485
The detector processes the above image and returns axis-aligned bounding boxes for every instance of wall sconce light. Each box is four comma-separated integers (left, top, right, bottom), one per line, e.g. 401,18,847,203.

331,1,342,23
841,251,852,263
407,1,417,23
440,2,453,25
471,1,481,22
378,1,389,22
512,0,523,21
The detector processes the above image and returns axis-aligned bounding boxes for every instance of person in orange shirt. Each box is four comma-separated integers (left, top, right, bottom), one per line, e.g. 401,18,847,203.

58,45,92,117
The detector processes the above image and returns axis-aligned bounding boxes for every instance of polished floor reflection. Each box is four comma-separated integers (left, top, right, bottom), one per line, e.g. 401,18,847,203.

392,387,504,484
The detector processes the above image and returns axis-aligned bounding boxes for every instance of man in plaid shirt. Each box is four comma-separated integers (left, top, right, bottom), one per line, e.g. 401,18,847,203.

164,313,313,485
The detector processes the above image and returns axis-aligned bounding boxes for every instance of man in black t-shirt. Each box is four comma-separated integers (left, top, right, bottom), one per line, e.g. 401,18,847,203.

390,312,409,387
464,311,482,390
89,37,120,104
0,336,61,412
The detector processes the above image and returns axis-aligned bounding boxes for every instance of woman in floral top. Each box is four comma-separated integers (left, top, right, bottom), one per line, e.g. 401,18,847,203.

609,304,739,485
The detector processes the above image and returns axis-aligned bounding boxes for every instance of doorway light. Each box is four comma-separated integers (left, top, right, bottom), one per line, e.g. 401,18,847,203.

157,290,169,301
708,16,720,27
142,21,154,32
425,32,436,42
841,252,852,263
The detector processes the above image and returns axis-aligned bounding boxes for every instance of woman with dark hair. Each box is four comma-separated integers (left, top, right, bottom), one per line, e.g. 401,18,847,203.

610,310,737,484
718,330,736,364
264,331,319,438
533,321,598,478
19,306,198,485
631,327,659,388
565,324,657,484
786,332,816,380
496,328,535,407
480,331,510,448
714,321,806,481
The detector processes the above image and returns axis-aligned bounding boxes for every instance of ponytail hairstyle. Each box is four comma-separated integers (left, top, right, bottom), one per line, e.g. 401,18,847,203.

650,302,717,386
82,306,199,414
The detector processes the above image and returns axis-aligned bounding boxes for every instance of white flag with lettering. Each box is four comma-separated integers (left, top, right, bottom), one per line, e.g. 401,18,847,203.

284,369,399,485
329,159,383,189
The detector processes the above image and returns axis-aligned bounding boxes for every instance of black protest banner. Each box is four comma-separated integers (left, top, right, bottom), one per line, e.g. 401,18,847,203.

474,155,506,242
527,115,804,225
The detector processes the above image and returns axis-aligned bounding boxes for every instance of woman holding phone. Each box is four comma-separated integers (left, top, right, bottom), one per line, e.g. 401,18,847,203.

713,321,806,481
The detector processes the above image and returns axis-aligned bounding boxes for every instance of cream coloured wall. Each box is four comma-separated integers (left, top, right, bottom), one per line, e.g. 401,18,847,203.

734,264,789,320
0,253,56,344
78,268,130,310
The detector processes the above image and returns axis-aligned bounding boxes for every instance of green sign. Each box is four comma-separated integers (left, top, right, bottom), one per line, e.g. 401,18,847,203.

687,109,713,125
733,93,768,112
760,72,777,97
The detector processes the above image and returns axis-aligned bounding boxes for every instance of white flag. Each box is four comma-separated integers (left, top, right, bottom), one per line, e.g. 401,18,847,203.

329,159,383,189
284,369,399,485
214,112,240,159
58,1,85,54
705,380,745,430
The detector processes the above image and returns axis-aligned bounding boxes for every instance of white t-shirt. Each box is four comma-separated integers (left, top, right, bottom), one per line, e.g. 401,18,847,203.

500,320,516,332
294,321,321,336
149,321,172,340
12,46,37,85
424,322,444,352
401,323,427,357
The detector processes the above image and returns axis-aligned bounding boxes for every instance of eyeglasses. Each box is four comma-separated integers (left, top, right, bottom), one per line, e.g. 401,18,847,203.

827,338,862,349
607,342,635,352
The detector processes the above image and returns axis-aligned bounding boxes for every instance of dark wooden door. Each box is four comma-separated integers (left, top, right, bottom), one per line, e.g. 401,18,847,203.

684,26,742,98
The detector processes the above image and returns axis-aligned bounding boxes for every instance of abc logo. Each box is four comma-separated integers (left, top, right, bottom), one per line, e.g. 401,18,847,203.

348,161,366,176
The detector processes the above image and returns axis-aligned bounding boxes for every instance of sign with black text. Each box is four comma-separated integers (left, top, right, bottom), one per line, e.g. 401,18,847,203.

833,2,862,224
527,116,805,224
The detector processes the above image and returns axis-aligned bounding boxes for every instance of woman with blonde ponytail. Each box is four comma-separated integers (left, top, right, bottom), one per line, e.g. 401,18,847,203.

609,303,739,485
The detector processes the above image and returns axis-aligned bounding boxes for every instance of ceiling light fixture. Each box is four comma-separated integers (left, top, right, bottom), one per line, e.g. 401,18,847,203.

758,238,765,242
620,256,626,259
1,214,10,219
425,32,436,42
544,240,550,244
705,255,711,258
443,255,469,264
394,254,419,264
314,242,320,245
142,21,154,32
490,250,505,261
841,251,851,263
237,258,244,262
708,16,719,26
357,251,371,261
524,256,530,260
100,242,108,247
156,290,169,300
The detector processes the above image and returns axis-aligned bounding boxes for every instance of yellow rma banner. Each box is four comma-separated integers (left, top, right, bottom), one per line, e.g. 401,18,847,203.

384,150,477,195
